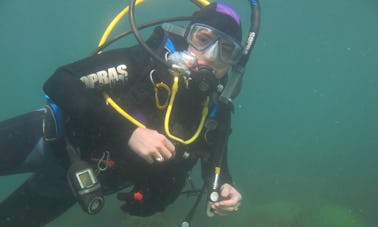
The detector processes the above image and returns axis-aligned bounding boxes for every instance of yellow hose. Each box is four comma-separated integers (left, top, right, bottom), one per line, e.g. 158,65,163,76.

164,76,209,144
194,0,211,7
104,93,146,129
99,1,146,128
98,0,144,48
99,0,210,145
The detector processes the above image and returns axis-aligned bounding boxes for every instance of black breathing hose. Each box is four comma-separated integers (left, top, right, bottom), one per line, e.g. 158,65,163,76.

129,0,171,68
92,16,192,56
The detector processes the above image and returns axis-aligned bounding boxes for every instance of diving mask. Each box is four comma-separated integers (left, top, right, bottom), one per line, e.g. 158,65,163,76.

186,23,243,65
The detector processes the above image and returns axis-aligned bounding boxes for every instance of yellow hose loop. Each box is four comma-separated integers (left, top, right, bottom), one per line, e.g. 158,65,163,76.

99,1,146,128
98,0,145,50
164,76,209,144
104,76,209,145
154,82,171,110
103,93,146,128
100,0,211,144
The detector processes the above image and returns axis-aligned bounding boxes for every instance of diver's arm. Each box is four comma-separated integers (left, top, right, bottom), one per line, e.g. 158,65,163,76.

43,48,141,142
214,145,243,214
44,66,112,121
200,144,233,187
201,106,242,215
201,145,242,215
43,46,176,161
201,106,234,185
128,127,176,164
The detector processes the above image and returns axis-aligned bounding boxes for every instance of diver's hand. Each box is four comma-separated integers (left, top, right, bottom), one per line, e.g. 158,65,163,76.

128,127,175,164
211,183,242,216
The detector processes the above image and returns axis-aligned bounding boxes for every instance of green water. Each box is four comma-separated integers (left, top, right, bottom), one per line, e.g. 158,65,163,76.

1,0,377,226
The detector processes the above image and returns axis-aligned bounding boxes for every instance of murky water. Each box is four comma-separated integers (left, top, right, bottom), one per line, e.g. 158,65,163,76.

1,0,377,226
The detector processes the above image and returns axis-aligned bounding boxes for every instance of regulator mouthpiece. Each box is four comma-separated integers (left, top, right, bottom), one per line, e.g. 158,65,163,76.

168,51,197,76
189,66,217,94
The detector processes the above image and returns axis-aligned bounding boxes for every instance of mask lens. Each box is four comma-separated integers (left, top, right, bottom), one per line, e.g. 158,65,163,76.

219,39,242,64
188,25,217,51
187,23,243,64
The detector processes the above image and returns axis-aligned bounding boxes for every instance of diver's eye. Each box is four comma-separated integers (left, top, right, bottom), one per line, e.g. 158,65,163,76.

196,33,213,46
219,41,233,58
191,28,217,49
221,42,234,53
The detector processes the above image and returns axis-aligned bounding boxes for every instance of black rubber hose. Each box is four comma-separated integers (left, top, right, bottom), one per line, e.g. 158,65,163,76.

129,0,171,68
92,16,192,56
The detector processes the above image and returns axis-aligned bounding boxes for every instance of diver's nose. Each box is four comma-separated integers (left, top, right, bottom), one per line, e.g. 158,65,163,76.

203,41,219,62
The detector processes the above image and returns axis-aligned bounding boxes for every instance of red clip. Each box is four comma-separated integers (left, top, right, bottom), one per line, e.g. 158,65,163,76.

90,158,115,169
133,191,144,201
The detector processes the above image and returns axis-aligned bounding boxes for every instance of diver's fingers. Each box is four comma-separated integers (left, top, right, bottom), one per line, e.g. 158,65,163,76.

159,139,176,160
144,154,155,164
211,202,239,216
163,138,176,156
215,199,240,208
151,152,164,163
212,208,229,216
159,145,172,160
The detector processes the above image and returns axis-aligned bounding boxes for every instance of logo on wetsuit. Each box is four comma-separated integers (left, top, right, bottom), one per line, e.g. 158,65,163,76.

80,64,128,89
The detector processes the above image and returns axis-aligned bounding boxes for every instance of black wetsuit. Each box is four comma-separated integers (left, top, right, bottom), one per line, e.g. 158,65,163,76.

0,27,233,226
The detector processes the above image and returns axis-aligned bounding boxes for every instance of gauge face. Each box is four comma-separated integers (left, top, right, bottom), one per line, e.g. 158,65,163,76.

76,168,96,189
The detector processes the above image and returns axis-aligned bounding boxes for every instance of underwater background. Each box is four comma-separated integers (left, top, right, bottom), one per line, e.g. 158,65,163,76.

1,0,377,226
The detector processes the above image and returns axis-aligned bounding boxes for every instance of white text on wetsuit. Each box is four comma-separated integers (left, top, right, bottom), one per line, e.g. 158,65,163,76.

80,64,128,88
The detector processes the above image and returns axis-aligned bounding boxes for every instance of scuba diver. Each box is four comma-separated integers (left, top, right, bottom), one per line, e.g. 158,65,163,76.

0,0,260,226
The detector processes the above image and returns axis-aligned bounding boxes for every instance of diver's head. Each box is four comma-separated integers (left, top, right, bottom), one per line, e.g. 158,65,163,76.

186,2,243,79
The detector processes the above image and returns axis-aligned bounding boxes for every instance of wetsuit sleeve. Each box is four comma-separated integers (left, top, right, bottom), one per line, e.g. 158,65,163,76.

43,47,147,146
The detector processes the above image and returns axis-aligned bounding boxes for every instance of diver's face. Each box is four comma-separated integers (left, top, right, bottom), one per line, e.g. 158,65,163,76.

188,45,230,79
187,26,230,79
186,23,243,79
